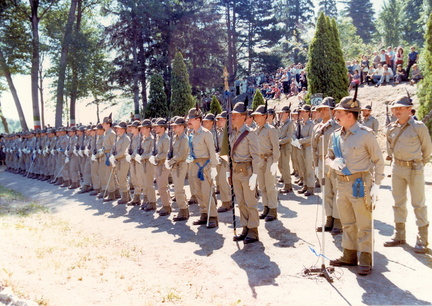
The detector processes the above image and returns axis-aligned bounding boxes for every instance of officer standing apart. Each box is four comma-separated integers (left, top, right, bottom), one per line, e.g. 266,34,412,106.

384,96,432,253
187,107,219,228
327,96,384,275
229,102,261,244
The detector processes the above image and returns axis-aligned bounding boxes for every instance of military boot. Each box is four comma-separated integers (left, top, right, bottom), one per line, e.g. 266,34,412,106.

127,193,141,206
265,208,278,222
384,223,406,247
259,206,270,219
316,216,334,232
158,205,172,216
114,190,121,199
244,228,259,244
217,201,232,213
188,195,198,205
192,213,208,225
89,188,100,196
117,192,130,204
233,227,249,241
298,186,308,194
103,191,116,202
60,179,71,188
54,177,64,186
330,249,358,266
144,202,156,212
279,184,293,194
68,181,80,189
414,224,429,254
207,216,218,228
97,190,106,199
78,185,91,194
358,252,372,275
331,218,343,235
173,208,190,221
304,187,315,196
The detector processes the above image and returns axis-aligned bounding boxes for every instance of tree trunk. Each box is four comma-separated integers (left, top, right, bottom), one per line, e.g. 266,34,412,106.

30,0,42,129
69,0,82,126
138,34,147,115
0,98,10,133
55,0,78,127
131,11,140,120
39,53,45,128
0,47,28,131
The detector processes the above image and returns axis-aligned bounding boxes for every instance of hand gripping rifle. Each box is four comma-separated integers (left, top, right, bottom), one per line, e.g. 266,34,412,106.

167,117,173,160
213,113,220,153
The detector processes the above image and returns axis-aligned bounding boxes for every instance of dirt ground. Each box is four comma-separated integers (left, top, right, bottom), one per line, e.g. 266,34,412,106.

1,83,431,306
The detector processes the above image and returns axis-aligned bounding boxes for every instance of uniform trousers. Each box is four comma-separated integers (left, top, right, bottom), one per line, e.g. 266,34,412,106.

189,162,217,217
171,162,188,209
142,161,156,203
155,163,170,206
278,144,292,185
257,157,278,208
69,155,80,182
82,157,92,186
318,159,339,218
115,159,130,193
91,158,101,189
217,160,231,202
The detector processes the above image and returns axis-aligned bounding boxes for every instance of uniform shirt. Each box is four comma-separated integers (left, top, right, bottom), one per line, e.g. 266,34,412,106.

256,123,280,161
327,122,385,184
298,119,314,146
168,132,189,166
102,128,116,153
140,135,154,161
58,135,69,152
190,126,218,167
155,132,170,162
312,119,339,167
112,133,130,160
279,119,293,147
386,117,432,164
130,134,142,157
361,116,379,134
229,124,261,173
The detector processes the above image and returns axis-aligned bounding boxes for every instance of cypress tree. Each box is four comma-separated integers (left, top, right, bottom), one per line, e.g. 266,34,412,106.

418,13,432,134
252,88,265,110
170,52,194,116
343,0,375,43
329,17,349,100
209,95,222,114
145,74,168,119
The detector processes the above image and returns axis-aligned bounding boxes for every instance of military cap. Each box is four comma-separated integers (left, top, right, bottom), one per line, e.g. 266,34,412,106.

40,129,47,134
231,102,247,114
187,107,203,119
102,113,113,124
316,97,336,109
267,108,276,116
152,118,168,127
251,105,267,116
57,126,66,132
114,121,128,129
246,109,253,117
291,108,299,115
203,113,216,121
390,96,413,108
334,96,361,112
139,119,152,128
299,104,311,112
96,124,104,130
311,106,317,112
171,117,187,126
216,111,228,120
361,105,372,111
279,105,291,113
128,120,141,128
78,126,86,132
68,126,77,132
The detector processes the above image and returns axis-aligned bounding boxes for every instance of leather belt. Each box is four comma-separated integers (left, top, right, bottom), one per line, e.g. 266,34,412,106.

194,158,208,163
259,153,272,160
394,158,415,167
337,171,367,182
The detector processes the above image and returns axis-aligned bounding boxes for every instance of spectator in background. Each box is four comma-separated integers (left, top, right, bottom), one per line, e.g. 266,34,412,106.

365,65,376,85
372,63,384,84
298,87,307,103
375,64,393,87
406,46,419,78
410,64,423,85
380,49,387,66
373,51,380,68
349,69,361,91
289,78,299,96
395,47,404,67
394,64,406,84
299,70,307,89
361,55,369,83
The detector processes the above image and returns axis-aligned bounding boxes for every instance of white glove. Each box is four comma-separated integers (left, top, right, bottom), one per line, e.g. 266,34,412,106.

65,157,70,164
84,149,90,157
270,162,278,176
73,148,78,156
65,150,69,157
248,173,257,191
226,172,231,185
91,154,96,162
125,154,132,163
315,167,319,178
211,167,217,180
51,149,55,155
370,183,380,203
149,155,157,165
134,154,142,164
215,153,222,165
164,159,172,170
98,148,103,154
109,155,116,167
78,149,84,157
37,149,42,155
186,155,194,164
292,139,302,149
57,148,61,153
328,157,346,171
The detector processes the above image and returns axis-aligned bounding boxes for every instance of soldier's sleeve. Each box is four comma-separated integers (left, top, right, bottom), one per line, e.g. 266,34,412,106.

269,127,280,161
299,123,313,145
248,131,261,174
141,139,152,160
373,118,379,134
417,123,432,164
115,136,130,159
365,132,385,185
279,124,292,146
325,131,336,166
386,125,393,157
156,137,169,161
205,131,218,167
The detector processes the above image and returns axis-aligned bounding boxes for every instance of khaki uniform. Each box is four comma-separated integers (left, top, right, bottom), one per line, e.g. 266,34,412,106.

92,134,103,190
291,120,300,175
387,117,432,227
58,135,70,181
217,128,231,203
81,135,92,187
256,123,280,208
129,134,143,197
154,133,170,207
278,118,293,186
230,124,261,229
112,133,131,193
167,132,189,209
189,126,218,217
101,128,117,193
361,116,379,134
327,122,384,253
69,135,80,183
140,134,156,203
298,119,315,190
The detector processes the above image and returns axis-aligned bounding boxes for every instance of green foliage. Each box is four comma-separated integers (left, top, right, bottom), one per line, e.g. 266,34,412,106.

306,13,348,102
209,95,222,114
318,0,337,19
376,0,403,47
401,0,424,46
252,88,265,110
343,0,376,43
145,74,168,118
170,52,194,116
337,17,368,60
418,13,432,134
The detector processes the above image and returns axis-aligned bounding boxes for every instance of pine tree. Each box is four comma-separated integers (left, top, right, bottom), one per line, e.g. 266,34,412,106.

401,0,424,46
209,95,222,114
252,88,265,110
343,0,375,43
377,0,403,47
306,13,348,102
318,0,337,19
145,74,168,119
418,13,432,134
170,52,194,116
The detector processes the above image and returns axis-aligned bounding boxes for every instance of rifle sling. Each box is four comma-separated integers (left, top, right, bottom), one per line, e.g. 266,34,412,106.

231,130,249,158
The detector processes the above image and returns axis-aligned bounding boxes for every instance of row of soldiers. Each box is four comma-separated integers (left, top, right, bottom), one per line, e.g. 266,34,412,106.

2,94,431,274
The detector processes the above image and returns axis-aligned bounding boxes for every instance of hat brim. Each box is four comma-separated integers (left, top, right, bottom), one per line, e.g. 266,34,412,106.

390,102,412,109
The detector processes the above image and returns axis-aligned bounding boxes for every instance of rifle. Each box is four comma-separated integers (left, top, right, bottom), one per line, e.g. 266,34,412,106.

297,112,302,140
152,129,158,157
385,104,391,126
213,113,220,153
167,117,173,160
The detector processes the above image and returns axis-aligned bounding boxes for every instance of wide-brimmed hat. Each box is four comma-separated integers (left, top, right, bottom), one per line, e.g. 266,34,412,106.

251,105,267,116
231,102,247,114
128,120,141,128
139,119,152,128
299,104,311,112
278,105,291,113
216,111,228,120
171,117,187,126
152,118,168,127
203,113,215,121
334,96,361,112
187,107,203,119
114,121,128,129
102,113,113,124
390,96,413,108
316,97,336,109
361,105,372,111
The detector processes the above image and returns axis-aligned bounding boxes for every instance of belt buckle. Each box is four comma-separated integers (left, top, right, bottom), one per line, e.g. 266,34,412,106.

342,175,349,182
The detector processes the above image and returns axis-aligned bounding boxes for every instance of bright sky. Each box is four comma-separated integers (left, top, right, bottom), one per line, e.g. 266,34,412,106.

1,0,386,130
